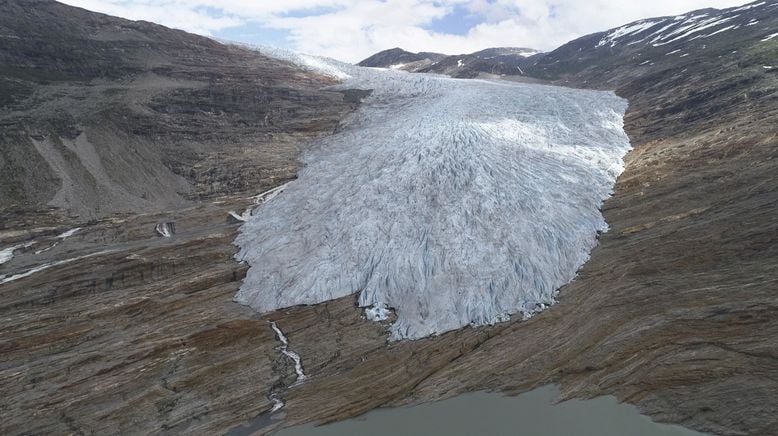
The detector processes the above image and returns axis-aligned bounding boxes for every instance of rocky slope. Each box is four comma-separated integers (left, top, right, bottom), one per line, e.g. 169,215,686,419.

0,0,359,220
1,1,777,435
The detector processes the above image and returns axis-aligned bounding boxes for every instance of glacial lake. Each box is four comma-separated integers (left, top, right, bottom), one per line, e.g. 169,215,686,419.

271,385,704,436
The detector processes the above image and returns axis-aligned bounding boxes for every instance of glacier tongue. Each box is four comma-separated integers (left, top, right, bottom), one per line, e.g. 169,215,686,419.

233,50,632,340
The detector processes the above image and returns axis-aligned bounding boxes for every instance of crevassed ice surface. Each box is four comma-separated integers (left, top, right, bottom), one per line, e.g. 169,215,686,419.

234,48,632,340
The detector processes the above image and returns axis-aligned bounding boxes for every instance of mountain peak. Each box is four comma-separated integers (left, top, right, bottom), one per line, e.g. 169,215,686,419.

358,46,543,77
357,48,446,68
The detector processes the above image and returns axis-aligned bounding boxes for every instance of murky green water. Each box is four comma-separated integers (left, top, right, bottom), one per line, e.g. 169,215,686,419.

272,385,704,436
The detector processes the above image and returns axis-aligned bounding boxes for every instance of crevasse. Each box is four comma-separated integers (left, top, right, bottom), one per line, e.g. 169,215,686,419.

233,48,632,340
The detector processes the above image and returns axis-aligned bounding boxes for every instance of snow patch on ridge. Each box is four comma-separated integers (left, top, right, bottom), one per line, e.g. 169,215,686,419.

763,32,778,41
597,20,663,47
234,49,632,340
652,15,738,46
733,1,765,11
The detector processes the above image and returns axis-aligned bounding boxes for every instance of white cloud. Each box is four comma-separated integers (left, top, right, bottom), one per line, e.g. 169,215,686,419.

60,0,245,34
60,0,753,62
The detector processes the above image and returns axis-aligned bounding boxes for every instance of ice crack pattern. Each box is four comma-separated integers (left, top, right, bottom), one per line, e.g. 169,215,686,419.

234,47,632,340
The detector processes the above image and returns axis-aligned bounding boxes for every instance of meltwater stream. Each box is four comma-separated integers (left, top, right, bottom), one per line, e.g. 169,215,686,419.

234,48,632,340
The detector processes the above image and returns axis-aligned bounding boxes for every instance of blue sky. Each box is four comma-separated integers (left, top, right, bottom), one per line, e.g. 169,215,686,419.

425,4,483,35
61,0,752,62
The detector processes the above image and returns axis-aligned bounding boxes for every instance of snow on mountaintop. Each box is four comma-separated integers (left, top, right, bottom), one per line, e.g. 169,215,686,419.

596,20,665,47
653,15,738,45
733,1,766,11
233,48,632,340
528,0,777,91
519,49,542,57
594,13,743,48
592,0,776,50
472,47,542,58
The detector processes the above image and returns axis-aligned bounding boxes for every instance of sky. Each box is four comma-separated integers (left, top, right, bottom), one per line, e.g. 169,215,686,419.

60,0,753,62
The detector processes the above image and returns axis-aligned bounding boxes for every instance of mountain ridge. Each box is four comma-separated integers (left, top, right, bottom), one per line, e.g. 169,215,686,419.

360,0,776,84
358,46,543,77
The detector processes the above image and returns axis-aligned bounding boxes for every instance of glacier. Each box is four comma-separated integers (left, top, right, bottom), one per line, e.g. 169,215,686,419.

233,48,632,340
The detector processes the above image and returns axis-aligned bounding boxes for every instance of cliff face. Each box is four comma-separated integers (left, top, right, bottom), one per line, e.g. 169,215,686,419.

1,1,777,436
0,0,358,220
